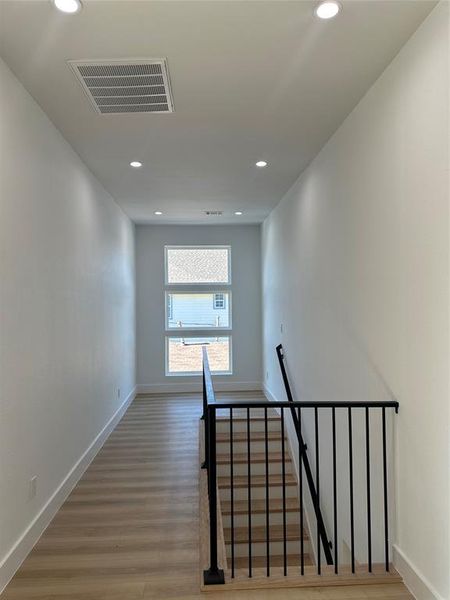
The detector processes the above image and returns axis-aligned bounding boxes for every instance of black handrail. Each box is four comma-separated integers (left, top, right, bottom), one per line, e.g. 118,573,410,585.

211,400,399,410
276,343,333,565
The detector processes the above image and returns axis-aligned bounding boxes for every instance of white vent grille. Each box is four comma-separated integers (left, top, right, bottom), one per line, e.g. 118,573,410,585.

68,59,174,114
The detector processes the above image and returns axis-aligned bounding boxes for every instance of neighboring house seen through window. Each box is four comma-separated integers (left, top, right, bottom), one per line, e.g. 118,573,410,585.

213,293,226,310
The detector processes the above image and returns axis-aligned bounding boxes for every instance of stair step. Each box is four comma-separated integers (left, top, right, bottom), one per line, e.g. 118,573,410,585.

221,497,299,515
217,431,285,443
233,553,314,569
217,416,280,423
217,452,290,465
216,409,279,420
224,524,308,544
218,473,297,489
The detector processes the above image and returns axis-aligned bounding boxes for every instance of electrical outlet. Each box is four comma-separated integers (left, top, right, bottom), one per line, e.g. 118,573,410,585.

29,476,37,500
117,387,121,399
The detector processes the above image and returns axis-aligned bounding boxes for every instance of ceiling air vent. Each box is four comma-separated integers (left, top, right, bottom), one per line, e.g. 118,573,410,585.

68,59,174,114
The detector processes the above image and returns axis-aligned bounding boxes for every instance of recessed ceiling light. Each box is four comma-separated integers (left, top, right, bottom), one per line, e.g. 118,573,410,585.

315,1,341,19
235,211,243,216
154,211,163,215
130,161,142,168
53,0,82,14
255,161,268,168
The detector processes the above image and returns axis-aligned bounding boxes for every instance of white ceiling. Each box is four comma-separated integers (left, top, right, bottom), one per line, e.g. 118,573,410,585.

0,0,436,224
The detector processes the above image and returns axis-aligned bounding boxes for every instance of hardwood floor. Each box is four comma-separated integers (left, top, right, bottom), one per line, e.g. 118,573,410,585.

2,393,413,599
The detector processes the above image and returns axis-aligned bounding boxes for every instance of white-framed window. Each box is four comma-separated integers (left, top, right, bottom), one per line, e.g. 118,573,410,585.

164,245,232,376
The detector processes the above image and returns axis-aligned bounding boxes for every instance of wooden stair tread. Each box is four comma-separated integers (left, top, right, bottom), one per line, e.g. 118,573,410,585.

217,431,285,442
216,409,279,420
217,418,280,423
222,564,403,590
217,452,290,465
224,524,308,544
233,553,314,569
221,497,299,515
218,473,297,489
216,416,280,423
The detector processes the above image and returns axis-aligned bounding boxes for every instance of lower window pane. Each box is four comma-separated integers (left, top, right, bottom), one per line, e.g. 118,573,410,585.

167,337,231,375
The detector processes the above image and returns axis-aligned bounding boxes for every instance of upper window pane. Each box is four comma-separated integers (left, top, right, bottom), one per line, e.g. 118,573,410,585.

166,246,230,284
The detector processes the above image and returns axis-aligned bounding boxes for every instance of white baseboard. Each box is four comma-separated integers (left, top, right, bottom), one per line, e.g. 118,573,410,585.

393,544,446,600
137,381,262,394
0,386,137,594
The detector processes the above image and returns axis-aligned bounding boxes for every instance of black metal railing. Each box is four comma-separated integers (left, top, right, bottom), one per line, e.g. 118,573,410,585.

202,346,399,584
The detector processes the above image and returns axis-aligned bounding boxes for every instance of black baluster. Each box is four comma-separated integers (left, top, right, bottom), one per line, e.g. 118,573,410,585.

281,408,287,576
265,407,270,576
298,407,304,575
382,407,389,572
332,407,338,574
315,407,321,575
348,408,355,573
230,407,235,578
247,407,252,578
366,407,372,573
203,407,225,584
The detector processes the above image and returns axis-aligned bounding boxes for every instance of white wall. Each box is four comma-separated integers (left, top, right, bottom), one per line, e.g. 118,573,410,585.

262,4,449,599
0,58,136,590
136,225,261,390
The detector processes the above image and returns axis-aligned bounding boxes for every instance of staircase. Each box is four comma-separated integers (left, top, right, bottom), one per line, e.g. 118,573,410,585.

215,408,313,574
201,347,402,589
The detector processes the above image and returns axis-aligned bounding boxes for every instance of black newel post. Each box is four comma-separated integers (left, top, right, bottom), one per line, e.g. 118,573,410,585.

203,407,225,585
